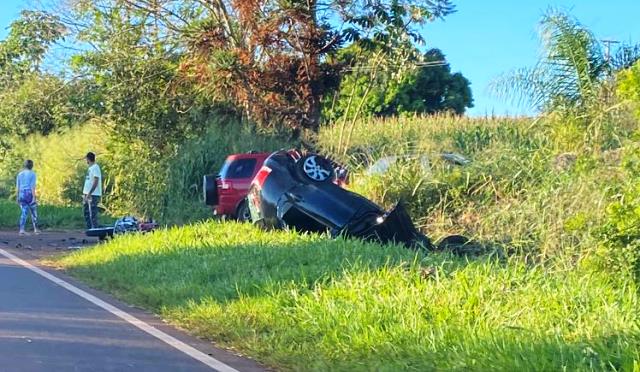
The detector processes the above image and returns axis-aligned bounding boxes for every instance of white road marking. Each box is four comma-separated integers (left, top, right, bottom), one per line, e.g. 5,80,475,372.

0,248,239,372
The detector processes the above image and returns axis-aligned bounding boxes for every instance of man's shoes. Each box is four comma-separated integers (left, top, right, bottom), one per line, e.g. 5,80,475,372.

33,229,40,235
19,230,26,236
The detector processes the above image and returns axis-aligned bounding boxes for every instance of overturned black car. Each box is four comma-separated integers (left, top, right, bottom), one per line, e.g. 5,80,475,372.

245,149,433,250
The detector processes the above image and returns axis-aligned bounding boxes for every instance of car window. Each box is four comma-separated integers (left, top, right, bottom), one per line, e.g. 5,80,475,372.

220,158,258,179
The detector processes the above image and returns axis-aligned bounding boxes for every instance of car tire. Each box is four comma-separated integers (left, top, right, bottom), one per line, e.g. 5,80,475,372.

297,154,335,183
236,201,252,222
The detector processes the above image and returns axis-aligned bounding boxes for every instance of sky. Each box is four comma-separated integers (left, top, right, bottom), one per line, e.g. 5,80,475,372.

2,0,640,116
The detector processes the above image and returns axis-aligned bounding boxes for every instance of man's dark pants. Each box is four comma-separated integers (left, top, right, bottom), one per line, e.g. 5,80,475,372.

84,195,100,229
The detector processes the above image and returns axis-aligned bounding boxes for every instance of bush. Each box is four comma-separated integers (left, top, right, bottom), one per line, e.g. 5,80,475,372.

596,143,640,280
0,121,108,205
106,120,290,223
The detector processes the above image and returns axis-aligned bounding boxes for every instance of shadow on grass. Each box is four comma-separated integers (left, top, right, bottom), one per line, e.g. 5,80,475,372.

63,238,448,308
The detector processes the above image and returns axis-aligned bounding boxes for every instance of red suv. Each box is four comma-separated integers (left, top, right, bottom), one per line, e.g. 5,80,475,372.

204,151,271,221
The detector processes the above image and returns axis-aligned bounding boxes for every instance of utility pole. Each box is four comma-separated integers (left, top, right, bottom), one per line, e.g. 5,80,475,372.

602,39,620,64
601,39,620,102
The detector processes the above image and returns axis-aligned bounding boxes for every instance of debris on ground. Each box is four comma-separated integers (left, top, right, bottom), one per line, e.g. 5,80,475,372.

86,216,158,241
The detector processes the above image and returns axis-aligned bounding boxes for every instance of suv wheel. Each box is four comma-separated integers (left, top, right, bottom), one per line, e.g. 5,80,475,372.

236,201,252,222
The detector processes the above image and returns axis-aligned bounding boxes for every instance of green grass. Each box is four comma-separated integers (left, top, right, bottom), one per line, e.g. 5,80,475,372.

0,199,115,229
57,222,640,371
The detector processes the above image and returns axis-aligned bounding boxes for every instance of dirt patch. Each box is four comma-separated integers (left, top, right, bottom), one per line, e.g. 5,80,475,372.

0,230,99,260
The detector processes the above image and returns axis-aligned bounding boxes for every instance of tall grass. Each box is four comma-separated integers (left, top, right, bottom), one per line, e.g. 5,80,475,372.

317,114,630,259
57,222,640,371
0,121,108,205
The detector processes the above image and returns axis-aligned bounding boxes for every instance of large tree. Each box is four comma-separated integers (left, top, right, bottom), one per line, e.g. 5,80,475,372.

0,10,66,87
0,11,70,139
112,0,455,131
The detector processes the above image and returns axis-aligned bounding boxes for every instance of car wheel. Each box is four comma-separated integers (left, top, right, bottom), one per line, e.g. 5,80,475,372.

298,154,335,183
236,201,252,222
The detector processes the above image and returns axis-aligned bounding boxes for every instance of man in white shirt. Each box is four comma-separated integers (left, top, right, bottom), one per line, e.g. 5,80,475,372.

83,152,103,229
16,159,39,235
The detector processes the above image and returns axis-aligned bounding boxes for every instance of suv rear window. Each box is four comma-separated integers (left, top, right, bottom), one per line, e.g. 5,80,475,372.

220,158,258,179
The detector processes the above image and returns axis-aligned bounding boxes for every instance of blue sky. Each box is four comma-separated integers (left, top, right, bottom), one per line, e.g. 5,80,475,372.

2,0,640,116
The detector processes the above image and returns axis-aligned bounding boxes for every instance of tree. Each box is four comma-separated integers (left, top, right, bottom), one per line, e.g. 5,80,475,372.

67,0,216,147
0,10,66,87
325,47,472,120
0,11,69,139
117,0,455,131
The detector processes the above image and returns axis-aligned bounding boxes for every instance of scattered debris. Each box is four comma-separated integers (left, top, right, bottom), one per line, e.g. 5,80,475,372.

420,267,437,280
86,216,158,241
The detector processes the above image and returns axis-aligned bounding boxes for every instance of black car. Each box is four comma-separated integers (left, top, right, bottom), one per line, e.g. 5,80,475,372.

246,150,433,249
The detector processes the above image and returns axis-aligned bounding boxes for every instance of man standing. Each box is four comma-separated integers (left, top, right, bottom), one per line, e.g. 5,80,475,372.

16,159,39,235
83,152,102,229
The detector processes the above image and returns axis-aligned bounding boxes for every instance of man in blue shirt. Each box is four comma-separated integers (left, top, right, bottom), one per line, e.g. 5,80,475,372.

16,159,39,235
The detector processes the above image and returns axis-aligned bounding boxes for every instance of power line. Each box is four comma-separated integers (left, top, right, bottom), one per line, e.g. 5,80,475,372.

342,60,448,72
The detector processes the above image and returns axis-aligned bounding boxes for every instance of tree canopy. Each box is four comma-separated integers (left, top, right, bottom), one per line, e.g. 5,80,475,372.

325,47,472,121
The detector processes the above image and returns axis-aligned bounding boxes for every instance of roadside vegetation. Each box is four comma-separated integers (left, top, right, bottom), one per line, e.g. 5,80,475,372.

57,222,639,371
2,1,640,370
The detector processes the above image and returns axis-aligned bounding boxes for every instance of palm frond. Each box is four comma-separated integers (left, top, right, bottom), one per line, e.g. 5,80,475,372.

491,9,606,112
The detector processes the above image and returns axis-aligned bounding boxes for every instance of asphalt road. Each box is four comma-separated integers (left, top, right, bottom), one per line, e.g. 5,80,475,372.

0,242,263,372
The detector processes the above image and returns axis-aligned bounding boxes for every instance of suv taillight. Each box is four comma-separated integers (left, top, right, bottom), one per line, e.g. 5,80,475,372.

216,178,232,191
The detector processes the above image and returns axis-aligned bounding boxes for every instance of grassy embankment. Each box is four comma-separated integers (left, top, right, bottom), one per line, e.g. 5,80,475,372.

57,115,640,370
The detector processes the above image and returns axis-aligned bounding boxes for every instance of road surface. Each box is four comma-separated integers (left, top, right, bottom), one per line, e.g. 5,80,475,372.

0,233,263,372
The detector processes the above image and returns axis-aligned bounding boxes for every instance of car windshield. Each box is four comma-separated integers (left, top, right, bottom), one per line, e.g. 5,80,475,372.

219,158,258,179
